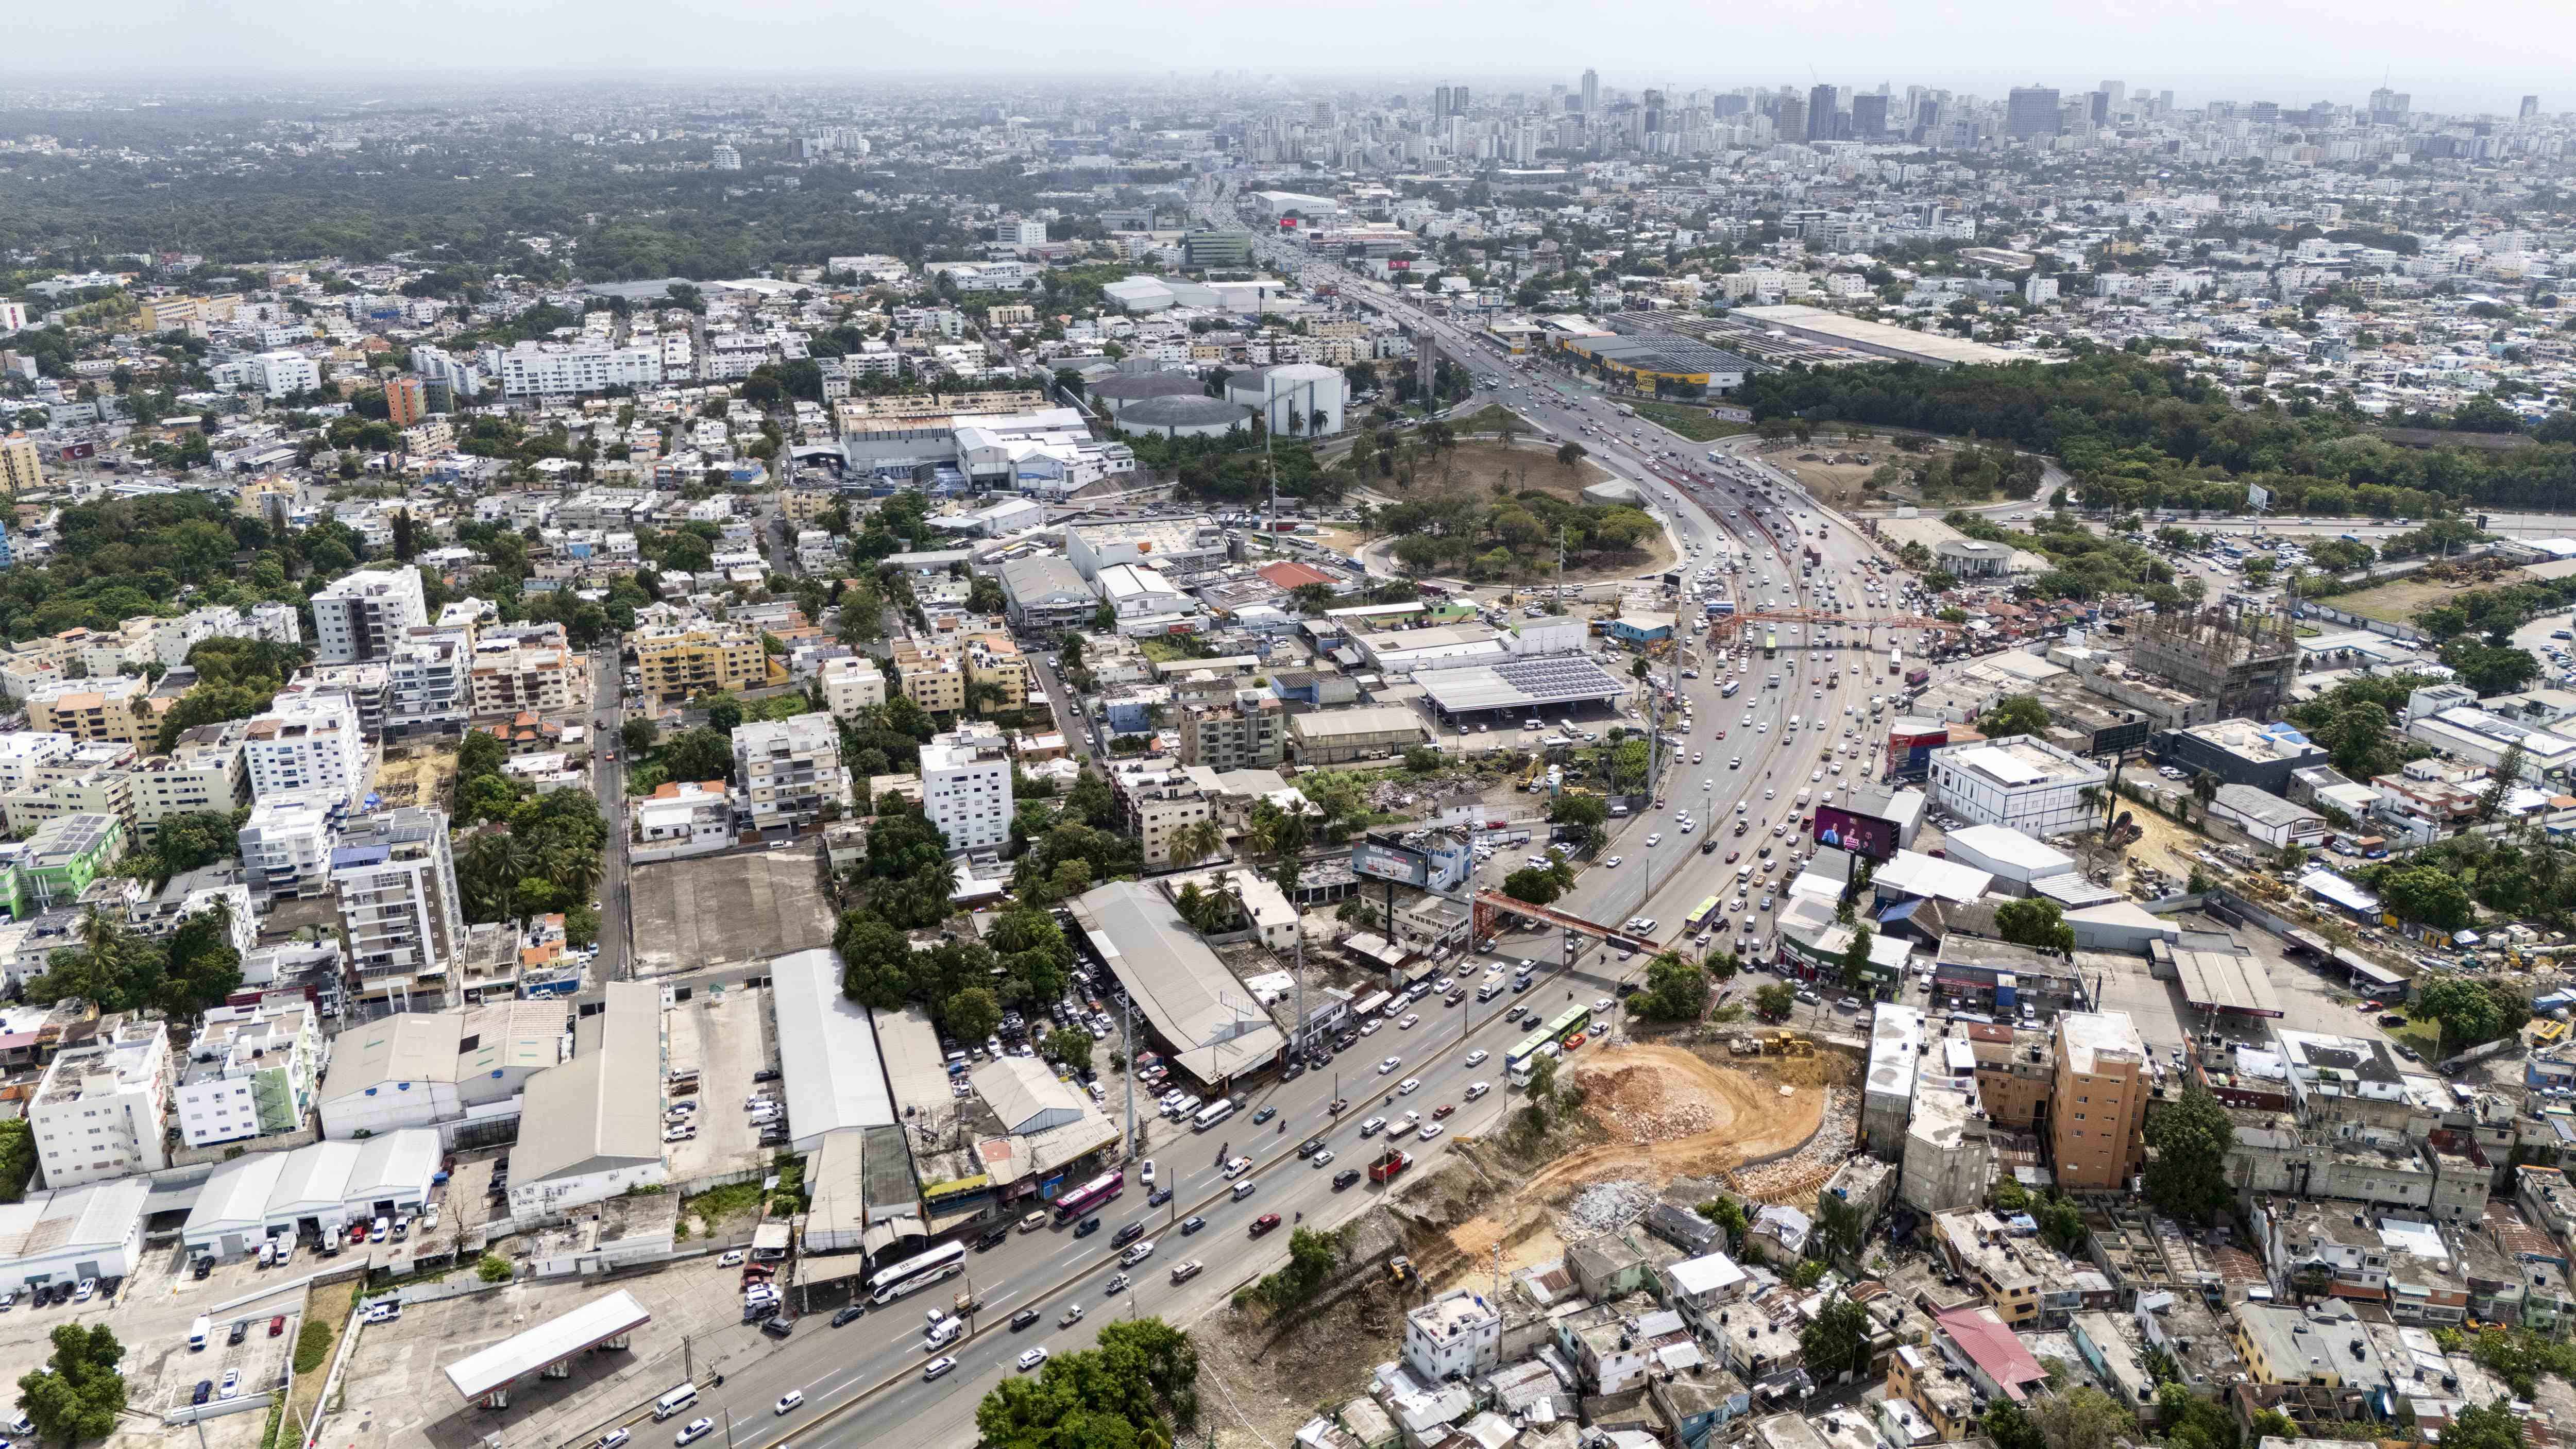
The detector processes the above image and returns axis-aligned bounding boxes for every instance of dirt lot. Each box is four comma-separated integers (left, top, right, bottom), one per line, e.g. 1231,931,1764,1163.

2318,574,2467,626
374,748,457,815
1353,441,1679,583
630,845,836,976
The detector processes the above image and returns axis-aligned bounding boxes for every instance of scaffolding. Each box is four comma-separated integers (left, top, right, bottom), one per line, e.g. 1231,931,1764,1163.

2130,598,2298,723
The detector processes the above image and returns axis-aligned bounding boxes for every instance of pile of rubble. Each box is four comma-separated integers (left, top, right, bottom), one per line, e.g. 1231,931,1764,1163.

1562,1179,1654,1240
1587,1065,1720,1145
1731,1086,1857,1205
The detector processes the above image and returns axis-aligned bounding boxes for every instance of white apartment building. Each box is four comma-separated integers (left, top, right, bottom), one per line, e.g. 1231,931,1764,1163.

819,656,888,719
0,733,76,794
634,780,733,850
495,341,665,399
30,1020,173,1188
920,724,1014,854
1402,1289,1503,1384
150,603,302,669
467,643,574,718
1926,735,2108,840
244,689,371,811
386,630,471,737
173,1000,321,1150
730,713,854,837
333,807,466,1005
312,567,428,664
238,791,337,902
247,351,319,398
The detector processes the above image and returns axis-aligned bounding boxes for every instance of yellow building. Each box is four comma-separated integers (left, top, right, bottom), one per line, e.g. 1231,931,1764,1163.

964,633,1029,711
632,623,784,705
0,433,43,498
889,638,965,714
778,487,842,526
25,678,160,745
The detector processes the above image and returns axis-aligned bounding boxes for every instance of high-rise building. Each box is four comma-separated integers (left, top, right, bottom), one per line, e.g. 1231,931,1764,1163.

1434,85,1453,118
332,806,467,1005
2368,88,2410,123
1774,95,1806,144
311,567,428,664
2099,80,2127,112
920,722,1013,854
2158,89,2175,111
2006,87,2063,139
710,143,741,171
731,712,854,837
1807,84,1840,139
1452,84,1470,114
0,431,42,497
2048,1012,2150,1190
1580,69,1599,114
2090,91,2111,125
244,688,372,812
384,374,428,428
2522,95,2541,121
1851,93,1889,138
30,1020,171,1187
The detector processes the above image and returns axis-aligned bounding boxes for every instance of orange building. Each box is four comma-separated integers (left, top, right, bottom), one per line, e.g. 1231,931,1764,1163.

385,375,428,428
2048,1012,2150,1189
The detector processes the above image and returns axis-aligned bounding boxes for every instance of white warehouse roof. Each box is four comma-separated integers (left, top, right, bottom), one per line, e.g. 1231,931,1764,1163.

774,948,897,1150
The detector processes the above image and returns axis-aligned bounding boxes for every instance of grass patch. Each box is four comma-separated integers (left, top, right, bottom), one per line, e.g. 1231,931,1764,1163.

683,1180,766,1231
1634,402,1752,442
281,1282,360,1444
2320,575,2463,627
2388,1014,2444,1062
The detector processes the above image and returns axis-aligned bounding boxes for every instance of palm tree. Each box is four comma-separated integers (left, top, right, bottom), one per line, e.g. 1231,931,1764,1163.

1170,820,1226,869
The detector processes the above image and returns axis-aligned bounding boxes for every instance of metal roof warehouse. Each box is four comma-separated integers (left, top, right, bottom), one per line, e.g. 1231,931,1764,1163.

1418,655,1628,718
1069,880,1285,1087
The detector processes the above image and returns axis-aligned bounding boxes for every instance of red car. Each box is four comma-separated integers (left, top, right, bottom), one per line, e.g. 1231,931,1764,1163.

1249,1214,1282,1238
349,1222,367,1243
268,1316,285,1338
1432,1104,1456,1120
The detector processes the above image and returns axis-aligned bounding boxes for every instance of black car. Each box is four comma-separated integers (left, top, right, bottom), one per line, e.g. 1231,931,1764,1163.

1009,1308,1042,1331
1513,976,1535,993
760,1313,797,1339
229,1320,249,1345
831,1305,866,1328
1073,1216,1102,1238
1179,1215,1207,1236
1333,1169,1362,1191
752,1068,781,1083
1111,1221,1146,1248
1296,1137,1327,1160
1146,1187,1173,1207
192,1381,213,1407
976,1226,1010,1251
191,1258,214,1281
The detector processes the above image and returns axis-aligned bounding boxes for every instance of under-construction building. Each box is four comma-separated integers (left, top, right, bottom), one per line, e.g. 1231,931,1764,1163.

2129,602,2298,724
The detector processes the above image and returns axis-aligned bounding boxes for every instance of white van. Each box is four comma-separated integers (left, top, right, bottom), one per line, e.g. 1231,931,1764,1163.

654,1385,701,1421
923,1316,964,1351
190,1315,212,1351
1191,1099,1236,1133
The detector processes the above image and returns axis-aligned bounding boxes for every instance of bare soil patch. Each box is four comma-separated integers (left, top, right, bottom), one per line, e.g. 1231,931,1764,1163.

2325,573,2477,626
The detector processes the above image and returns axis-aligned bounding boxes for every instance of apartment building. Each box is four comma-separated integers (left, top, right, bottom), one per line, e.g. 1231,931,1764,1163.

2,747,138,840
819,656,888,719
1928,735,2107,839
890,637,967,714
730,713,854,837
634,780,733,850
633,623,779,705
24,676,156,745
0,432,43,497
244,689,371,811
2050,1012,2150,1190
467,643,574,718
30,1019,172,1188
20,813,127,912
495,340,664,398
920,723,1013,853
387,629,471,738
132,722,253,835
1176,692,1288,771
239,791,341,902
332,807,466,1005
384,374,428,428
1107,761,1219,868
173,999,321,1150
965,633,1029,711
312,568,428,664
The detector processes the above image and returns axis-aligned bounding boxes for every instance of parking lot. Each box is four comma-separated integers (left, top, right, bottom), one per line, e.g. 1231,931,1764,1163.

148,1304,300,1418
629,846,836,977
329,1252,784,1449
664,982,779,1179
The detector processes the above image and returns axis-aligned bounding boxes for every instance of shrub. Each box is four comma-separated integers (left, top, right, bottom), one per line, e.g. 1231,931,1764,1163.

292,1319,334,1374
476,1253,513,1283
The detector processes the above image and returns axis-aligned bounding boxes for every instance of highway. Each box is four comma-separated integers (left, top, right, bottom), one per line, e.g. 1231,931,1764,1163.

602,209,1940,1449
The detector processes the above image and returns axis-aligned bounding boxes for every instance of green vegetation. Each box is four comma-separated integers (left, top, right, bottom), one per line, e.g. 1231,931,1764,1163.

1633,401,1751,441
157,637,312,752
1633,951,1711,1022
975,1317,1199,1449
1382,487,1659,581
450,730,609,946
15,1323,126,1446
1797,1293,1871,1380
23,904,243,1021
292,1319,335,1375
2411,977,2530,1057
1245,1224,1350,1312
0,1120,31,1203
2141,1084,2235,1225
1993,897,2076,954
0,495,307,641
476,1254,514,1283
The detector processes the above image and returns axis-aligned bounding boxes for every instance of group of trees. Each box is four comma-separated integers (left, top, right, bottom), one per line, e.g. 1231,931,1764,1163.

2413,977,2531,1058
451,730,608,946
973,1317,1198,1449
1378,488,1660,582
156,636,312,752
1631,951,1711,1022
0,495,308,644
22,904,244,1024
837,892,1076,1045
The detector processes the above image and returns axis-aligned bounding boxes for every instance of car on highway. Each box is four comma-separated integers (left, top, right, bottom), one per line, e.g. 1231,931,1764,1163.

1360,1116,1387,1136
1333,1168,1363,1190
924,1356,959,1381
1251,1106,1276,1124
1222,1155,1253,1178
775,1391,805,1415
1378,1056,1402,1074
832,1304,866,1327
1464,1049,1488,1067
1432,1103,1457,1119
1398,1077,1423,1095
1603,855,1622,868
1645,833,1662,846
1018,1347,1050,1372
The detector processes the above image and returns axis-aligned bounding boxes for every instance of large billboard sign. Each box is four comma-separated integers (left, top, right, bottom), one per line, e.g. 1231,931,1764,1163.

1350,841,1430,888
1813,805,1899,862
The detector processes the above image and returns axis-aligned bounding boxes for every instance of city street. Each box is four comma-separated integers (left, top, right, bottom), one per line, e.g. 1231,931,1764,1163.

590,647,634,980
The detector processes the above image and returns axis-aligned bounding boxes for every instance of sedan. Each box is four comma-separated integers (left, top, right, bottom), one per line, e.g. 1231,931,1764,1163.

1464,1049,1488,1067
1418,1123,1447,1141
220,1371,241,1401
1378,1056,1402,1075
1398,1077,1423,1095
1180,1215,1208,1235
924,1356,959,1382
1333,1168,1363,1191
775,1391,806,1416
1603,856,1623,868
1397,1013,1420,1030
1018,1347,1050,1372
1251,1106,1276,1124
1010,1307,1042,1331
1432,1103,1458,1120
1645,833,1663,847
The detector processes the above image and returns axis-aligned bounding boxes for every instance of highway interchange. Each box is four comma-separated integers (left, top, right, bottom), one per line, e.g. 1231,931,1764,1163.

636,225,1941,1449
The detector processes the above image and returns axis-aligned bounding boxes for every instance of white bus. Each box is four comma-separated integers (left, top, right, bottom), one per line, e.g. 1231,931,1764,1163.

867,1241,969,1306
1192,1098,1237,1133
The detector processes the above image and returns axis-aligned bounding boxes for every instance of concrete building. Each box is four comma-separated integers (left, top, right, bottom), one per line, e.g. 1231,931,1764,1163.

386,631,471,738
314,1002,561,1140
633,622,782,706
1176,691,1288,772
890,637,967,714
0,433,43,497
2050,1012,2149,1190
0,1178,149,1293
1065,518,1229,582
23,677,155,746
819,656,888,720
920,723,1013,854
1107,761,1222,869
2128,609,2299,725
634,780,733,850
30,1019,171,1188
731,712,853,836
2210,784,2328,848
1226,364,1348,436
239,791,336,902
311,568,428,664
19,813,125,912
131,722,252,835
333,807,466,1005
1404,1289,1504,1384
507,981,666,1217
1863,1003,1926,1161
245,689,371,812
1927,735,2107,840
2154,719,2331,796
997,555,1098,630
467,644,575,719
1286,706,1433,765
174,999,321,1149
496,341,664,398
1903,1084,1996,1214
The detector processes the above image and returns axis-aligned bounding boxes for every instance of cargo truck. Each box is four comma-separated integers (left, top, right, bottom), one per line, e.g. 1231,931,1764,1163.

1368,1148,1413,1185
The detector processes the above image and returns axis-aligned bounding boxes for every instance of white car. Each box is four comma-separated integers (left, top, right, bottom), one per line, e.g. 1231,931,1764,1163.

1398,1013,1420,1030
1399,1077,1423,1095
1465,1049,1489,1067
1312,1148,1336,1168
674,1419,715,1446
1418,1123,1446,1141
1223,1155,1253,1178
1379,1056,1402,1075
775,1391,805,1415
1140,1158,1156,1185
1645,833,1663,847
1018,1347,1050,1371
924,1356,958,1380
1603,855,1623,868
1596,998,1616,1012
719,1249,747,1267
1467,1080,1493,1100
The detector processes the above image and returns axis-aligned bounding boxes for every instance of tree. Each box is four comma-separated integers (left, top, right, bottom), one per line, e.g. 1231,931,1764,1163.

1500,867,1564,908
2479,742,2527,822
1045,1028,1094,1075
2189,770,2220,806
703,695,745,736
2416,977,2528,1056
1249,1225,1346,1311
2142,1083,2235,1224
1753,982,1795,1020
1635,951,1709,1022
945,986,1003,1044
658,727,734,785
1555,440,1588,470
1839,924,1875,993
1984,1401,2049,1449
2445,1401,2527,1449
16,1323,125,1446
1813,1188,1866,1265
1977,694,2052,739
1167,820,1226,869
620,717,659,754
0,1120,31,1202
1993,897,2076,954
2158,1384,2243,1449
1696,1195,1748,1251
1549,793,1609,855
2381,865,2476,933
2026,1386,2134,1449
1798,1293,1871,1382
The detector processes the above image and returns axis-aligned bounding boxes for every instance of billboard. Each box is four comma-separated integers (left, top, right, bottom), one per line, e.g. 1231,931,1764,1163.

1813,805,1899,861
2246,483,2271,511
1350,841,1430,888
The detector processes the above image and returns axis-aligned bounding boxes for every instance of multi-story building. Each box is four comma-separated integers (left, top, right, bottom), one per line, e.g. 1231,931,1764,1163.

920,724,1013,854
29,1019,172,1187
730,713,853,837
965,633,1029,712
495,341,664,398
384,374,429,428
1106,761,1219,868
19,812,126,912
1927,735,2107,840
24,676,156,745
467,643,574,718
311,567,428,664
634,780,733,850
2050,1012,2149,1190
332,807,466,1005
386,629,471,738
244,689,371,811
238,791,337,902
632,622,779,705
890,637,967,714
173,999,321,1150
1403,1288,1503,1383
132,723,252,835
819,656,888,720
1175,691,1288,771
0,432,43,497
2,751,138,840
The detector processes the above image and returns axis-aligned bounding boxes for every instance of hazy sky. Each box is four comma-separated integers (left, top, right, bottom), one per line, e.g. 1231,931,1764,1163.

14,0,2576,114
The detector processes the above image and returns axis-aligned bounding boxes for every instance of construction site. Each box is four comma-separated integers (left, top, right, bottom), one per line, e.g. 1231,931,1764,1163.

2126,598,2300,723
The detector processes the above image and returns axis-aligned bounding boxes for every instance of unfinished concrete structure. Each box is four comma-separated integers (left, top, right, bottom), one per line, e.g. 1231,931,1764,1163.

2128,601,2297,724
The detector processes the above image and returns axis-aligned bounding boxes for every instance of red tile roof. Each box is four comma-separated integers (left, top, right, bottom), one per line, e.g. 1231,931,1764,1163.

1935,1306,2046,1402
1258,560,1335,590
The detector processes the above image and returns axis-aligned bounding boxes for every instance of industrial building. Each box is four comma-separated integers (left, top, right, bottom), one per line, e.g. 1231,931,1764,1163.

182,1130,442,1260
1926,736,2107,840
1727,304,2025,369
504,981,666,1218
1067,880,1285,1087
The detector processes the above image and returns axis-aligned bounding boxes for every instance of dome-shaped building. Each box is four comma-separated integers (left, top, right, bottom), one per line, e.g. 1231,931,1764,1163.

1087,372,1208,420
